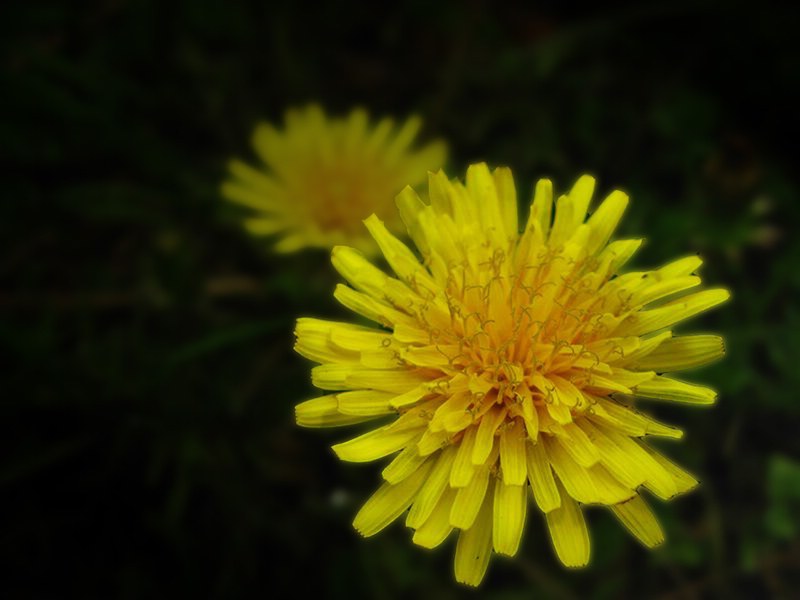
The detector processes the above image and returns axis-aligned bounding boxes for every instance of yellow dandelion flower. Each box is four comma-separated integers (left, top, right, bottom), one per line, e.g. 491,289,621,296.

221,105,447,254
294,164,729,586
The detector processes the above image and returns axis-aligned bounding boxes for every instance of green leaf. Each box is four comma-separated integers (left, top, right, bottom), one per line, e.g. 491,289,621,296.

765,455,800,540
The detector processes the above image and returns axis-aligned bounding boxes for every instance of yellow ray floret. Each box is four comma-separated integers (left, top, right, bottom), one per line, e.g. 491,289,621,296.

294,164,729,586
221,105,446,253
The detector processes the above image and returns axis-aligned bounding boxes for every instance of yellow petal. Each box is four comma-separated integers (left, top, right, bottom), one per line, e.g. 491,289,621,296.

492,479,527,556
309,364,352,390
545,481,590,567
611,330,672,366
493,166,519,239
330,323,391,352
220,181,283,213
385,115,422,158
545,437,596,503
635,376,717,405
520,394,539,440
363,214,435,291
332,425,423,462
586,464,635,504
559,422,600,467
412,487,456,549
295,395,375,428
392,322,431,344
608,368,657,389
343,107,368,150
597,238,643,275
274,233,308,254
472,407,506,465
546,401,573,425
353,459,433,537
333,284,405,328
389,385,429,409
402,344,457,369
331,246,390,297
395,185,430,256
416,429,450,456
406,446,457,528
454,490,494,587
584,336,642,362
526,440,561,513
346,368,431,394
641,446,699,495
568,175,596,229
242,217,285,236
615,289,730,337
428,169,453,216
633,334,725,372
466,163,506,244
586,189,628,254
611,495,665,548
499,421,528,485
584,373,632,395
419,209,462,267
529,178,553,237
548,194,575,247
629,276,701,308
446,176,478,229
336,390,396,416
364,115,393,151
590,397,683,439
250,120,284,166
546,436,632,504
549,374,584,408
382,445,430,484
451,426,478,487
294,318,379,364
226,159,284,199
581,420,676,497
450,465,491,529
657,255,703,278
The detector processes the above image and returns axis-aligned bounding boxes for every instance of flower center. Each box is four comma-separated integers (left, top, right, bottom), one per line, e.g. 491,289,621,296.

416,245,615,431
296,162,396,234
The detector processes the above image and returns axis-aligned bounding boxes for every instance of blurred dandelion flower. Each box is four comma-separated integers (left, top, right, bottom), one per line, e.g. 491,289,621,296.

294,164,729,586
221,105,446,253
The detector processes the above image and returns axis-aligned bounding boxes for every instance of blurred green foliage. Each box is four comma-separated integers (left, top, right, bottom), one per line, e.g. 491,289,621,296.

2,1,800,598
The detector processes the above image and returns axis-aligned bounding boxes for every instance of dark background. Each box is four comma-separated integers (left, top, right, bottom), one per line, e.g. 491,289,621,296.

3,1,800,598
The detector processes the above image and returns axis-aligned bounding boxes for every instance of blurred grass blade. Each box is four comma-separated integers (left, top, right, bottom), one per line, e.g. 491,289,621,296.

166,320,285,367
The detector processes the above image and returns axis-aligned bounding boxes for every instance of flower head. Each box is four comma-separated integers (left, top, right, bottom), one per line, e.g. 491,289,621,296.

295,164,729,586
221,105,446,253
